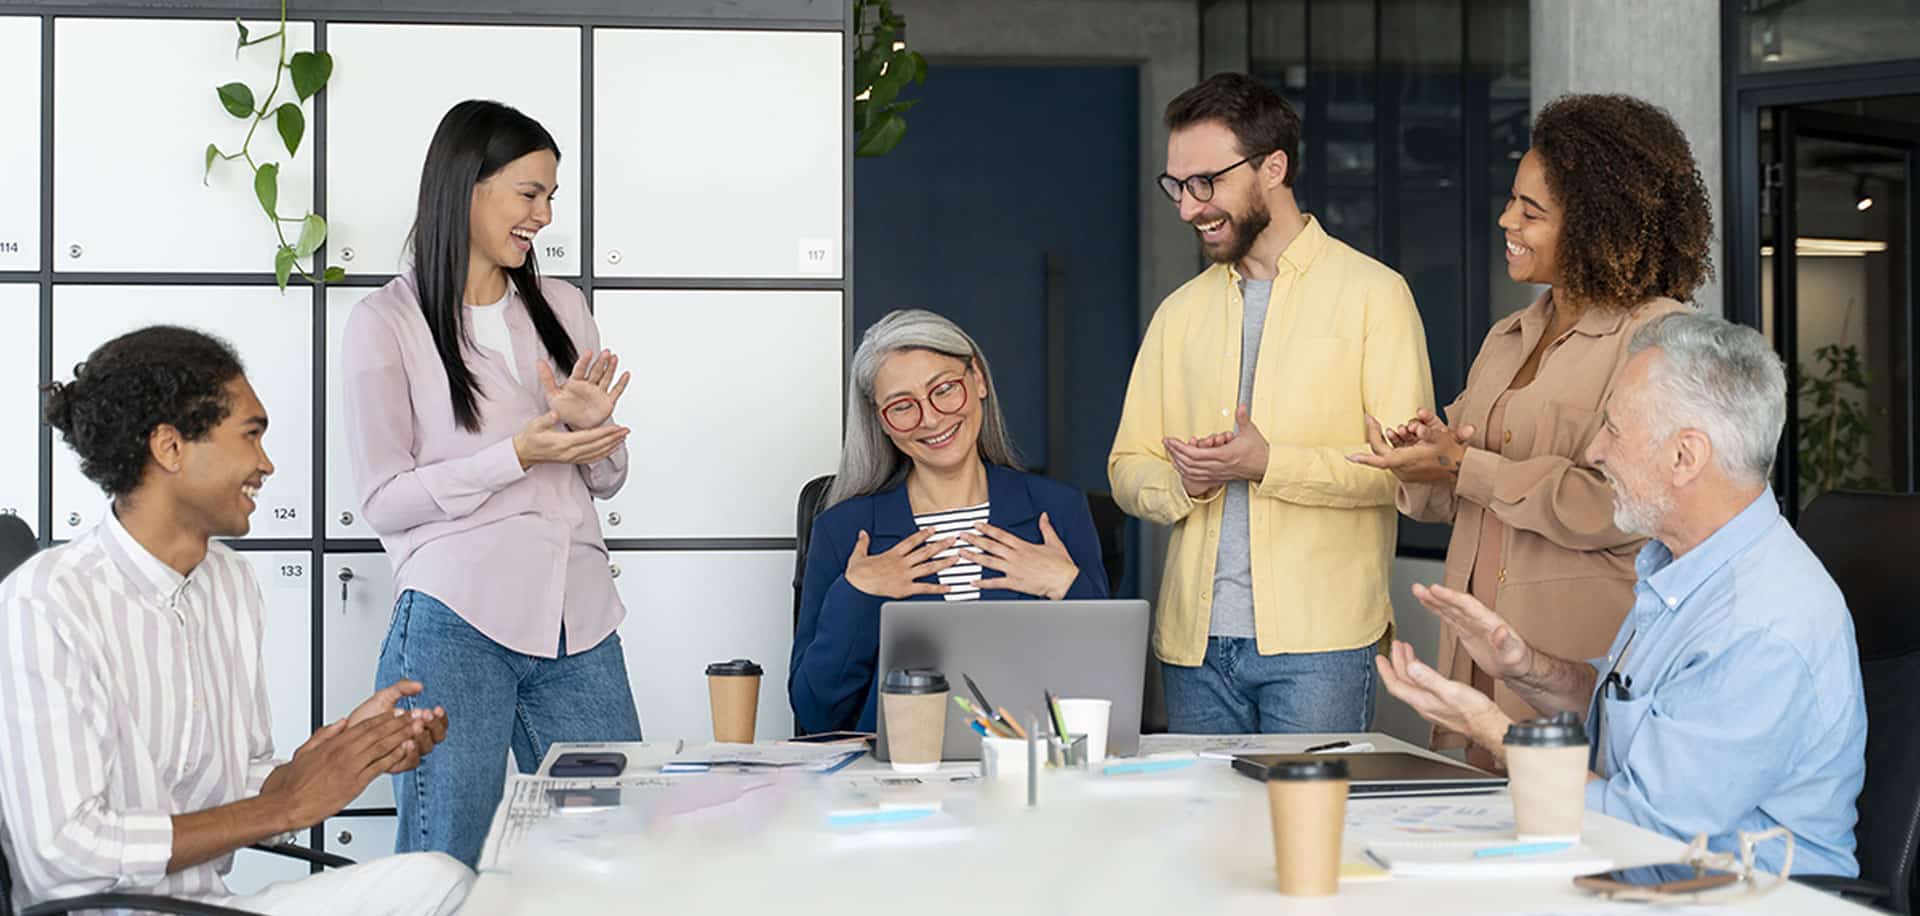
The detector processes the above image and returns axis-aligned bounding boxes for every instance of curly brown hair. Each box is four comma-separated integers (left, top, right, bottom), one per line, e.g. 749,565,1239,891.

1531,93,1714,309
43,326,244,497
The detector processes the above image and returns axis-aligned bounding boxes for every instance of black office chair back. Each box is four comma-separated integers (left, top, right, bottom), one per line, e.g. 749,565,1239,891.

0,516,37,586
1799,490,1920,914
792,474,838,635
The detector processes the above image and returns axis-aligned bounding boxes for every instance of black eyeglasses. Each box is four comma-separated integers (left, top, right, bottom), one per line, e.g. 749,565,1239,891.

1156,154,1265,203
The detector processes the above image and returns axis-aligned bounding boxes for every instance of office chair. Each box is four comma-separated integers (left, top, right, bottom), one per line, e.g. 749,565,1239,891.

0,516,36,584
1793,490,1920,914
0,517,355,916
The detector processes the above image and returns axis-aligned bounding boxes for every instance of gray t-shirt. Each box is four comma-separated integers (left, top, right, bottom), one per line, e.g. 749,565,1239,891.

1209,277,1272,638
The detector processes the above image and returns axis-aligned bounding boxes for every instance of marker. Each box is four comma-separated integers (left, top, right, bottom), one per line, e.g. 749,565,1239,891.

969,721,988,736
1472,841,1574,859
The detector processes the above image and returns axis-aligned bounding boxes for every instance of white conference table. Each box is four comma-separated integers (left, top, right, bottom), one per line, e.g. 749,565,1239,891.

460,732,1874,916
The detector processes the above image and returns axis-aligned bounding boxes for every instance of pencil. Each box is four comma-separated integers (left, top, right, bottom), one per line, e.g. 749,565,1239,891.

996,708,1029,739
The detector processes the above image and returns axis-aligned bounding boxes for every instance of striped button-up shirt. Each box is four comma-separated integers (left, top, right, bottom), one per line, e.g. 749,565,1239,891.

0,512,282,909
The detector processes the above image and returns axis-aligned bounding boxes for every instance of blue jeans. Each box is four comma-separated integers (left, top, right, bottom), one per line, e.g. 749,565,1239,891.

376,590,643,868
1162,637,1376,734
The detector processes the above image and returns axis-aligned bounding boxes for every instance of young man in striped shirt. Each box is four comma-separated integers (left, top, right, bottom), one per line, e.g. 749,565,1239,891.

0,326,472,915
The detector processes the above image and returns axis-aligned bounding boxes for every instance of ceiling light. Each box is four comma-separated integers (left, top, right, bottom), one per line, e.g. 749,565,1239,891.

1760,237,1889,258
1855,175,1874,212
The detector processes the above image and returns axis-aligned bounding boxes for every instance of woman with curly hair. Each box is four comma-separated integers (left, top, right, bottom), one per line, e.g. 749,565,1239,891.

1351,94,1713,763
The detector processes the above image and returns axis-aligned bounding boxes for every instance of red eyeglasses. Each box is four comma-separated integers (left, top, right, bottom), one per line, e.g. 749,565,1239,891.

879,376,971,433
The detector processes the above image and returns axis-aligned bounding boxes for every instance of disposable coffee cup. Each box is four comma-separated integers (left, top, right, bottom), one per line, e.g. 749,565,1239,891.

1504,712,1589,841
705,658,763,744
1265,758,1349,897
880,668,949,773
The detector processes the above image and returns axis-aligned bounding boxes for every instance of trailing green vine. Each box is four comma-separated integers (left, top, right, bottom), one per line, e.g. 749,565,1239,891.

853,0,925,157
202,0,340,289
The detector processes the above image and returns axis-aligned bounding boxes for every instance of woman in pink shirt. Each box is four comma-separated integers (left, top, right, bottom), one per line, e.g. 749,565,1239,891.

342,100,641,868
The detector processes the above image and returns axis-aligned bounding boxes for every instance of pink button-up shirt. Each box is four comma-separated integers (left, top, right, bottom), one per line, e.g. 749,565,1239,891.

342,273,628,658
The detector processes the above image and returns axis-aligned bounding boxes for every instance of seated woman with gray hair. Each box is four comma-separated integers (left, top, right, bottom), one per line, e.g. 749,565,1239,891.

788,309,1110,734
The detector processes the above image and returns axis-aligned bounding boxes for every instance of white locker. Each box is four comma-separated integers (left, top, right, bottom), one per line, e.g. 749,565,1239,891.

237,550,316,764
54,18,316,274
593,29,842,279
611,550,796,742
215,549,316,896
324,288,375,539
0,285,40,534
325,24,583,278
322,551,395,809
322,813,398,861
50,286,313,539
0,18,41,271
592,290,841,538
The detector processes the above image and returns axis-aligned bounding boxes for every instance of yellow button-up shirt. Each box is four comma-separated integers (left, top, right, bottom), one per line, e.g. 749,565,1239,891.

1108,216,1434,666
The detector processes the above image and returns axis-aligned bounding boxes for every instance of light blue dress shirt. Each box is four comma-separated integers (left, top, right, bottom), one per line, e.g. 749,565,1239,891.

1584,489,1866,877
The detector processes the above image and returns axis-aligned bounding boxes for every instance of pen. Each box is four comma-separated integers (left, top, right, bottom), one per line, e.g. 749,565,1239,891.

1304,740,1351,753
1472,841,1574,859
1044,689,1070,742
969,721,988,737
962,673,996,716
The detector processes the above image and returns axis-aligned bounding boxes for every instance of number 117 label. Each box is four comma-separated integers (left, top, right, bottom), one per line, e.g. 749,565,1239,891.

796,238,835,275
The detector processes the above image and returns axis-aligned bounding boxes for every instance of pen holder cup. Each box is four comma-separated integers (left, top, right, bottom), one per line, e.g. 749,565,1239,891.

1046,734,1089,769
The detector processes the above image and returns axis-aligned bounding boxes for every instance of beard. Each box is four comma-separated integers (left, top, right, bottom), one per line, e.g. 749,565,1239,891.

1201,194,1272,265
1605,467,1672,539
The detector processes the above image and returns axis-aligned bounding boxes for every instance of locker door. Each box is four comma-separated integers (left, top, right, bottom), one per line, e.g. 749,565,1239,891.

0,285,40,534
224,550,317,895
325,24,582,278
0,18,41,270
594,29,842,279
321,551,394,810
323,288,375,540
590,290,841,538
53,18,317,274
610,550,795,742
49,286,313,539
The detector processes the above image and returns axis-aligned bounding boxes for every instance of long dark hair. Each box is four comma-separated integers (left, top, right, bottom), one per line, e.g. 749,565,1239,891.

411,99,578,432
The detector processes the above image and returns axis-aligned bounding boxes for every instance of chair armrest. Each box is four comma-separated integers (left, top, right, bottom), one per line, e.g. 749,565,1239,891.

1793,874,1890,906
22,892,265,916
248,841,356,870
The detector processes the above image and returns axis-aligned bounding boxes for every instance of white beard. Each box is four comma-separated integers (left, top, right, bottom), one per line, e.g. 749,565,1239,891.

1608,473,1672,539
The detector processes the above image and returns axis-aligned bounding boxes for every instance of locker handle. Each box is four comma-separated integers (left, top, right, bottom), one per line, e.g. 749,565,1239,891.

338,567,355,606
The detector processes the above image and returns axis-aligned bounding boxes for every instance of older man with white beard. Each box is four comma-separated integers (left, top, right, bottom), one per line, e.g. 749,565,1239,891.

1377,311,1867,878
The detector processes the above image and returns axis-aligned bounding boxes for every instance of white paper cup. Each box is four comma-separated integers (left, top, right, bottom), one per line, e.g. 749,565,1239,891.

1056,698,1113,764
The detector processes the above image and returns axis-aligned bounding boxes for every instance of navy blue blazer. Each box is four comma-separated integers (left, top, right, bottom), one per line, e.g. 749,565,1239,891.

787,464,1110,733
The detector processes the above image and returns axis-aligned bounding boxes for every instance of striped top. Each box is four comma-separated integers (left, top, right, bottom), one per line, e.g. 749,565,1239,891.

913,502,990,602
0,512,281,909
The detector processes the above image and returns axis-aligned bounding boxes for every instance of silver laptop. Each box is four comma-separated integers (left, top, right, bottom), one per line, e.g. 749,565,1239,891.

873,599,1150,763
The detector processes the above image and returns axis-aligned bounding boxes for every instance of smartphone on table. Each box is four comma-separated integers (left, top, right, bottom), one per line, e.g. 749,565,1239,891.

1574,863,1742,895
779,731,874,746
549,751,627,778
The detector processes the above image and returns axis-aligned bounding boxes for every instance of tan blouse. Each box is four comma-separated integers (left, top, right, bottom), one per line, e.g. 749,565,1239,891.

1400,291,1688,735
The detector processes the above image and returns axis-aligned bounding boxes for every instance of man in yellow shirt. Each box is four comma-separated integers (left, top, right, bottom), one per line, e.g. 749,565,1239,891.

1109,73,1433,733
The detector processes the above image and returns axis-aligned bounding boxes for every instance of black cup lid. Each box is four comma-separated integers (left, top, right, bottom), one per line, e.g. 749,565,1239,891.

1263,758,1349,781
1505,711,1587,747
881,668,949,695
706,658,763,676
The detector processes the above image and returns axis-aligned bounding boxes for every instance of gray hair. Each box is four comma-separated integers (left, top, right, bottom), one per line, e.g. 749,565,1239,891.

1626,311,1786,484
824,310,1023,508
